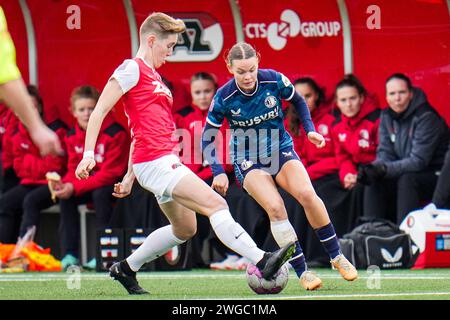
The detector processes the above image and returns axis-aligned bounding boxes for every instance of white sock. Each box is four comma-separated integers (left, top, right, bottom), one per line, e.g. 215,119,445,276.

209,209,265,265
270,219,298,248
126,225,185,272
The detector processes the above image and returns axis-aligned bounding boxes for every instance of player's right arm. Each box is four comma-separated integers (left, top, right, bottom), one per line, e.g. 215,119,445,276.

76,59,139,180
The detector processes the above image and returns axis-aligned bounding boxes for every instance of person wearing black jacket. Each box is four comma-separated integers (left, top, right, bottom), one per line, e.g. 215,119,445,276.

359,73,448,224
432,139,450,209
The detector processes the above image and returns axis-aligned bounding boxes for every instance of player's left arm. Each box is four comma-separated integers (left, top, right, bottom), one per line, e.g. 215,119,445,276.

278,73,325,148
113,140,135,198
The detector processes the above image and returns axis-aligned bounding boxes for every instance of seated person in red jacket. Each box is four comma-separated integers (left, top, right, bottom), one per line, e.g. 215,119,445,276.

285,77,338,180
22,85,129,269
174,72,236,268
0,102,20,193
332,74,380,191
174,72,233,183
0,85,67,244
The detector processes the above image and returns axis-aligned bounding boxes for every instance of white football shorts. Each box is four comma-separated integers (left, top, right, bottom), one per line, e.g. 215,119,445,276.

133,154,192,204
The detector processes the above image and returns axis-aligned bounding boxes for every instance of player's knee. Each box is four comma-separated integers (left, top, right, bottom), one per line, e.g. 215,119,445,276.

208,195,228,213
296,188,317,206
173,222,197,241
265,199,287,220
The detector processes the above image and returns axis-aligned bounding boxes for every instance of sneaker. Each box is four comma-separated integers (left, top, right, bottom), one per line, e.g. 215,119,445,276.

109,261,149,295
300,271,322,290
259,242,296,280
61,254,79,270
232,257,251,270
330,254,358,281
83,258,96,270
210,254,239,270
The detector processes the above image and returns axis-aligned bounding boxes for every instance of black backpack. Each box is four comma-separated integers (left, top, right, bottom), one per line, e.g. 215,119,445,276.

339,218,418,269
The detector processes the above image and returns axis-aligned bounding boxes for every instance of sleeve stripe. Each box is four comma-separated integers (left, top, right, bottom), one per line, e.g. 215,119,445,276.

206,117,223,128
285,86,296,101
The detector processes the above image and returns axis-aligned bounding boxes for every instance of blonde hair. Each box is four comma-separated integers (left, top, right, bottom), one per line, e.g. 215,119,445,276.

140,12,186,40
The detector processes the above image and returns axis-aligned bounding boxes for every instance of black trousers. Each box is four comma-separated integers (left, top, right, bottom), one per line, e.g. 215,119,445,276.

60,185,115,258
0,184,39,243
20,185,55,237
364,171,439,224
433,148,450,209
1,167,20,194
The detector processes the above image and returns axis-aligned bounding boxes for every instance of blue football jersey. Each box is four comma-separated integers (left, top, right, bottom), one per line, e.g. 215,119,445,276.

206,69,295,164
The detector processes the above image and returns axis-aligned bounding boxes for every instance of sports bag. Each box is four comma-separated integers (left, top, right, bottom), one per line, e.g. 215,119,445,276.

339,218,418,269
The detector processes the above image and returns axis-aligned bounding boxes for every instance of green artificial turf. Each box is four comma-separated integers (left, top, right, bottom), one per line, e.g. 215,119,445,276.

0,268,449,300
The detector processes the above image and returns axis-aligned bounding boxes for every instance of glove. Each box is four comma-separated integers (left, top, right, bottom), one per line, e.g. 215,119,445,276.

357,163,387,185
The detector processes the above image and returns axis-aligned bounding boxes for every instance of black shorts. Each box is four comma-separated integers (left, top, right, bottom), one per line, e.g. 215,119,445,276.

233,146,300,186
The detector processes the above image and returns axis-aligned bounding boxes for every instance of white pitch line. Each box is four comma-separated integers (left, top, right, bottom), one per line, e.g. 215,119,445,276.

205,291,450,300
1,273,450,282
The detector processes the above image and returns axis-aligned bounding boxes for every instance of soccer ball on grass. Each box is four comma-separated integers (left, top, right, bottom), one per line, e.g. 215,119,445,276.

245,262,289,294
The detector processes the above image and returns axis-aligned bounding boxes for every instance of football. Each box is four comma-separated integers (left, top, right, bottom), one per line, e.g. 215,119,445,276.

246,262,289,294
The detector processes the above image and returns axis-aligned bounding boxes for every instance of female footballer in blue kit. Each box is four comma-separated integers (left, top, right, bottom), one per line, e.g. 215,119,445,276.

202,42,358,290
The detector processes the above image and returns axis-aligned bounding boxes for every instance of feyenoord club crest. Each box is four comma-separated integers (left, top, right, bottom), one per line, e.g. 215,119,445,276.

241,159,254,171
265,95,277,108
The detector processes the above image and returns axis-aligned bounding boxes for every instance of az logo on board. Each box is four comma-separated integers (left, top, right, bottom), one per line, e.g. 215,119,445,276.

167,13,224,62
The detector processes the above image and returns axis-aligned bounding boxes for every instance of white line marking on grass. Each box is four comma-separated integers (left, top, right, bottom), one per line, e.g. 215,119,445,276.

205,292,450,300
1,273,450,282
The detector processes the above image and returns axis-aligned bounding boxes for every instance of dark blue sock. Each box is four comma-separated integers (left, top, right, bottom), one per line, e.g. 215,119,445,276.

289,241,307,277
315,223,341,260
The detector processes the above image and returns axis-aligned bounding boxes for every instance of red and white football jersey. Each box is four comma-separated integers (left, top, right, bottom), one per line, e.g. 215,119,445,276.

112,57,178,164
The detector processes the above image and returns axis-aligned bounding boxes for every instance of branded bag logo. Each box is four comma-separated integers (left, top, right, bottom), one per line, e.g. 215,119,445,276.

381,247,403,268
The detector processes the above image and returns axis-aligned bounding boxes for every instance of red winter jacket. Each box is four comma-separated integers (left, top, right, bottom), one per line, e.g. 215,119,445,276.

13,119,68,185
1,108,19,172
285,103,338,180
0,104,8,149
63,116,129,195
174,104,233,181
332,96,381,184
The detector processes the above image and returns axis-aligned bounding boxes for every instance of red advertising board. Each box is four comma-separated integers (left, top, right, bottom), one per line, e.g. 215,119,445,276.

346,0,450,123
24,0,131,126
1,0,29,87
238,0,344,100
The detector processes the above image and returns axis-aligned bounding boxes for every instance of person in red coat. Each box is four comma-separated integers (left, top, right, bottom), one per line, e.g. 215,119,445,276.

19,85,129,268
174,72,233,183
0,103,20,192
285,78,338,180
332,75,380,190
0,85,68,244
